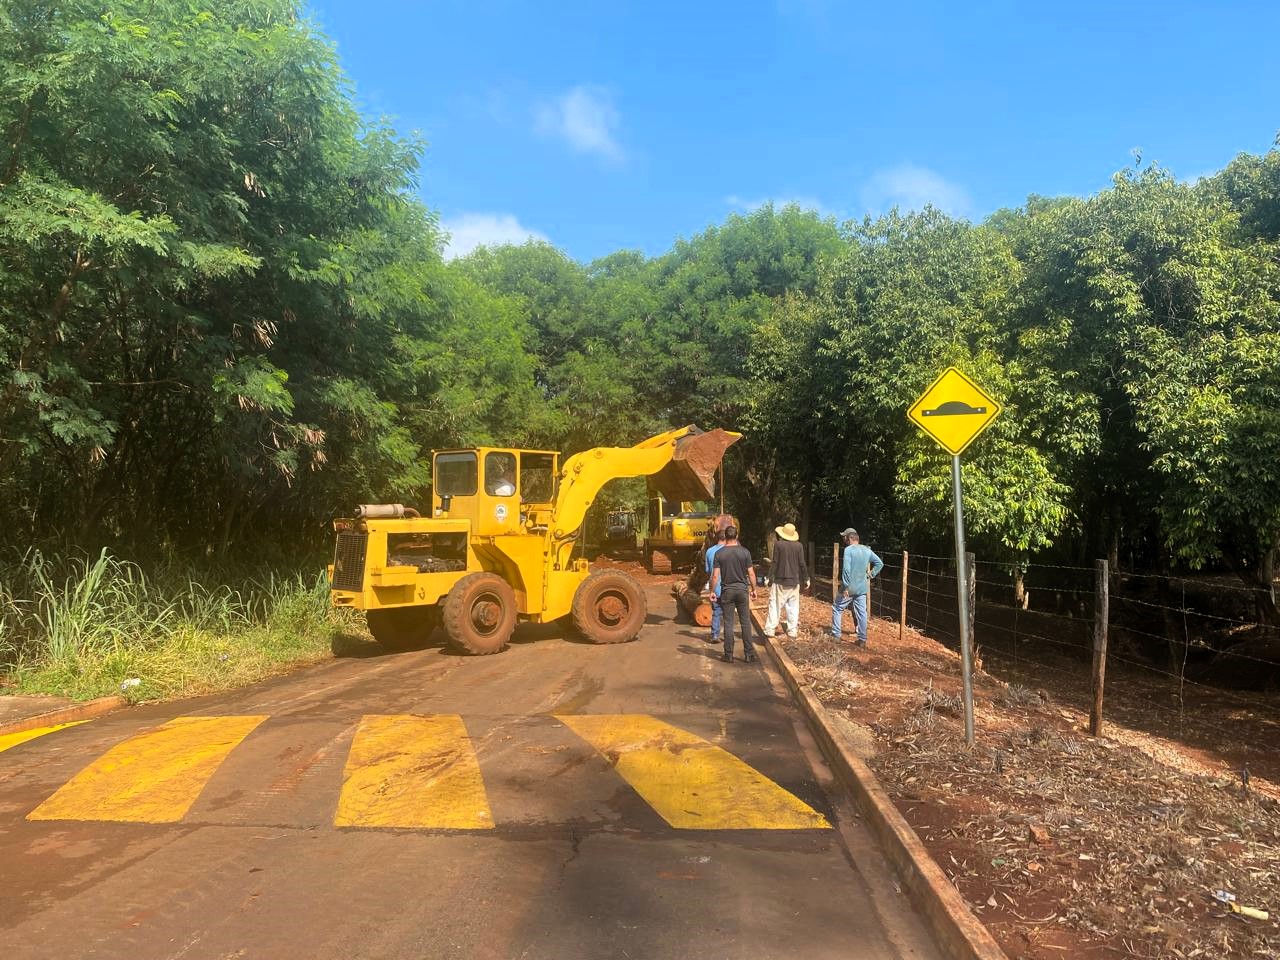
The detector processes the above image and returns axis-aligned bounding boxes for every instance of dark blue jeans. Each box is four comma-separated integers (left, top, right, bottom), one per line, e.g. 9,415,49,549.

832,591,868,643
720,584,755,658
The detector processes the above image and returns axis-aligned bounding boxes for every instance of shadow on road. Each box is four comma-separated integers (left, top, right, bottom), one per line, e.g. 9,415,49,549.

677,643,730,662
330,631,384,659
674,628,711,641
331,630,448,659
332,607,682,660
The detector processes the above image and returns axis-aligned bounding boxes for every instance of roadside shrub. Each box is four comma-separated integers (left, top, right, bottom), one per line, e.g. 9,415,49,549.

0,550,348,701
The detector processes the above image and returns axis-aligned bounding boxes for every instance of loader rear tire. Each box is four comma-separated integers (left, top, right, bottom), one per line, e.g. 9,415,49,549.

573,571,647,644
443,573,517,655
367,607,438,653
647,548,672,575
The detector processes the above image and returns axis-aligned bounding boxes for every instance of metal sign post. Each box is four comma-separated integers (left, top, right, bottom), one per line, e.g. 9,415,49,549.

907,366,1002,749
951,455,975,746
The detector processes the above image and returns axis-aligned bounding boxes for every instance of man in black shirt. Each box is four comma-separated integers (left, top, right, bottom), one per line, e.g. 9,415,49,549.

710,525,758,663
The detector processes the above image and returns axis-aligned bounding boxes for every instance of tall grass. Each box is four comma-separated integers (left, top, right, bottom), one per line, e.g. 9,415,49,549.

0,549,355,702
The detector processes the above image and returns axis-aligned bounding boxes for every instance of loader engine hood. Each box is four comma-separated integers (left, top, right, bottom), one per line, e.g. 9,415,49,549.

652,428,740,503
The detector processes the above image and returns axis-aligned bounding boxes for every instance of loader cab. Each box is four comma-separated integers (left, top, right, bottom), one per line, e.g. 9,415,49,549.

432,447,559,537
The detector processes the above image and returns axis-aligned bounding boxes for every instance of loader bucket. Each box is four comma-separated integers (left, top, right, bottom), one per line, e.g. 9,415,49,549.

652,428,741,503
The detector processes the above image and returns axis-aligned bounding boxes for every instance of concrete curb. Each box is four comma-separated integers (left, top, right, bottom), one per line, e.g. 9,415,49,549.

0,696,126,736
762,629,1009,960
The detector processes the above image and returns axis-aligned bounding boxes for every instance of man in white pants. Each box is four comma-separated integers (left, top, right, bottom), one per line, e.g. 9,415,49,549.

764,523,810,638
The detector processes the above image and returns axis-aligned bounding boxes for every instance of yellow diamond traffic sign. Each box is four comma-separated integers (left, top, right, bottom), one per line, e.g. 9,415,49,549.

907,367,1002,456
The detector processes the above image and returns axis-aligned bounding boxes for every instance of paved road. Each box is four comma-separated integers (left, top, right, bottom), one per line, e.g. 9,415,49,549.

0,581,941,960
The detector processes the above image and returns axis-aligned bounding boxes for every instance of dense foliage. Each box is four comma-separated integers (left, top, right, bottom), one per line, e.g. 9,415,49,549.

2,2,1278,618
0,0,534,556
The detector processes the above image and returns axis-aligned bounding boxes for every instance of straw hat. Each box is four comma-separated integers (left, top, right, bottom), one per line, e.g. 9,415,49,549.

775,522,799,542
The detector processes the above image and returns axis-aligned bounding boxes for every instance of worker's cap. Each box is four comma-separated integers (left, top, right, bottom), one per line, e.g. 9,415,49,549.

840,527,858,538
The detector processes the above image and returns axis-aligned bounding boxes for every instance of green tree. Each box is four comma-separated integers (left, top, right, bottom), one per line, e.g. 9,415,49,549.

783,208,1076,583
0,0,536,555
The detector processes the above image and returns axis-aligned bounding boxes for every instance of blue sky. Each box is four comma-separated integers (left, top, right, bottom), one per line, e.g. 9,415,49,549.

310,1,1280,262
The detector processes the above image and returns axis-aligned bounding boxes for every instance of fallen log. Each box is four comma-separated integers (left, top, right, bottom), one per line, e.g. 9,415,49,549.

672,582,714,627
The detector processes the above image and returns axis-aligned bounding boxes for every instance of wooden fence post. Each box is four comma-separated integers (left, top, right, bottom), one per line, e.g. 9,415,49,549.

1090,558,1110,737
831,542,839,605
899,550,908,642
965,551,976,671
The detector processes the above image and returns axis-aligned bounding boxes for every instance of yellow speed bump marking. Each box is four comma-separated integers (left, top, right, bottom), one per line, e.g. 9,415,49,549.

0,721,89,756
558,714,829,830
335,715,493,830
27,715,267,823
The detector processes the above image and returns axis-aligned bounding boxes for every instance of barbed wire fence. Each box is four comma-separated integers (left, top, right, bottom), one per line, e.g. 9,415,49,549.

826,546,1280,777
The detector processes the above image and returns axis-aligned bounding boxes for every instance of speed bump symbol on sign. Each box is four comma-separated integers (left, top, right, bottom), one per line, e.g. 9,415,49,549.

907,367,1002,456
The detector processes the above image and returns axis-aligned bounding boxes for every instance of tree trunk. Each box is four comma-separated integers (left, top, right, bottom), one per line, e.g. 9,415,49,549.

1224,534,1280,627
1252,540,1280,627
1013,556,1029,610
1158,576,1187,677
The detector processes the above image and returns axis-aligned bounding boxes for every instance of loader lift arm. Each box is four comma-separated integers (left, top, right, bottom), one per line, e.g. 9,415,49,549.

549,426,739,569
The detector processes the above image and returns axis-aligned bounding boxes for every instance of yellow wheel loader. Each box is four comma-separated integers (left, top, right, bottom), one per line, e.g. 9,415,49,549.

329,426,740,654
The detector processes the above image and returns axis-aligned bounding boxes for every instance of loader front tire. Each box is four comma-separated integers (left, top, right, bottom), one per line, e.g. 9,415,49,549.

443,573,517,655
573,571,647,644
367,607,438,653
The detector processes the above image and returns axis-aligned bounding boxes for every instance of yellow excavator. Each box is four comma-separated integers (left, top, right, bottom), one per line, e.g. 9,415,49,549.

329,426,740,654
643,492,719,574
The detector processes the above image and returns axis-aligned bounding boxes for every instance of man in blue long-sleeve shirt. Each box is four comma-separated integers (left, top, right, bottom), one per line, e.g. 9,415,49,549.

831,527,883,646
704,528,726,645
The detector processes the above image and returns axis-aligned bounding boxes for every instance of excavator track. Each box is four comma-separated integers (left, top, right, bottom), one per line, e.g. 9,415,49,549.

647,548,673,575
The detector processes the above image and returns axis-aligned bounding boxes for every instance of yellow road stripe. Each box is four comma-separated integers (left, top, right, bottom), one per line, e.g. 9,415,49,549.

558,714,829,830
27,715,267,823
335,715,493,830
0,721,88,755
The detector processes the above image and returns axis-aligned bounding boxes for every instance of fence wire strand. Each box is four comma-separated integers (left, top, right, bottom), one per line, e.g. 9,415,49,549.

867,552,1280,762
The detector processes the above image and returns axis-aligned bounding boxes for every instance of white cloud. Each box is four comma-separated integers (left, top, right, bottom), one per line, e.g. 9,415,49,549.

724,194,839,219
860,164,973,218
441,213,549,260
536,85,623,161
